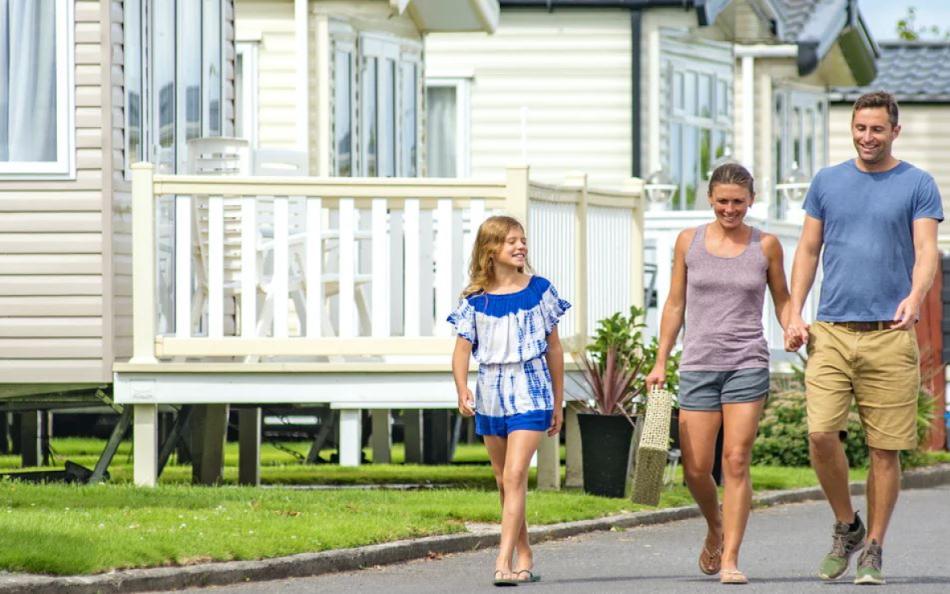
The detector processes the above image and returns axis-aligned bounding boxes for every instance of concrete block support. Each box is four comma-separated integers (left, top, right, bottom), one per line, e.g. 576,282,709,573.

370,409,392,464
403,409,423,464
536,434,560,491
238,408,261,486
134,404,159,487
197,404,229,485
19,411,42,468
564,407,583,488
339,408,362,467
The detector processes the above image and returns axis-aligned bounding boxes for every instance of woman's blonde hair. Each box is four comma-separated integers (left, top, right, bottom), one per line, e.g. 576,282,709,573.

462,215,530,297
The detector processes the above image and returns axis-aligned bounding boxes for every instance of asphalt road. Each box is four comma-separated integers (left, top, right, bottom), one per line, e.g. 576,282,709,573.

176,484,950,593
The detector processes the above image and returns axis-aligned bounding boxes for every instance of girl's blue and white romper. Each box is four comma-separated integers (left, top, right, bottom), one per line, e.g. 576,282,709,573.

447,276,571,436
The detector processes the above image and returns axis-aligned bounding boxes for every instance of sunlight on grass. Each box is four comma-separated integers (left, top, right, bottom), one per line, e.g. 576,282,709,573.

0,437,942,575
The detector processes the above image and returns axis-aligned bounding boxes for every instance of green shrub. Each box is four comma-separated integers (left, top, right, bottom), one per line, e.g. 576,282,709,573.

586,306,681,401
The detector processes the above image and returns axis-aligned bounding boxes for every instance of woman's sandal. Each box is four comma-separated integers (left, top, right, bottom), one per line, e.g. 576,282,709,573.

720,569,749,585
493,570,519,587
699,541,723,575
514,569,541,583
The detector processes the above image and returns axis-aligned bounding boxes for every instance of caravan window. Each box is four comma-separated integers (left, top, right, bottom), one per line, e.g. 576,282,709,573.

123,0,225,176
330,30,420,178
0,0,73,178
661,33,733,210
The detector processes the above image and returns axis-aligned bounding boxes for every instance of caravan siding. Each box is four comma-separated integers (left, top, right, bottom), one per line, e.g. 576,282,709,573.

830,103,950,249
0,0,107,385
235,0,298,150
426,9,632,187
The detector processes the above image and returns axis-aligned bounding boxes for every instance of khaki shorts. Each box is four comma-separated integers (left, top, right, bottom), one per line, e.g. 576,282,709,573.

805,321,919,450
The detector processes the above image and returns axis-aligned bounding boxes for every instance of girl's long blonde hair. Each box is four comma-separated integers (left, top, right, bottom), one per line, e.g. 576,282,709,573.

462,215,531,297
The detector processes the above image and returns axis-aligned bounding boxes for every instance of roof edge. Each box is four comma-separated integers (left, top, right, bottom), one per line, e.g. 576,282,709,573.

695,0,731,27
795,0,877,84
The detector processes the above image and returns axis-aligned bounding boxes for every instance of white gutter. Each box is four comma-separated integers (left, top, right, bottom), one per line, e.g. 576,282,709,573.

295,0,309,159
734,44,797,172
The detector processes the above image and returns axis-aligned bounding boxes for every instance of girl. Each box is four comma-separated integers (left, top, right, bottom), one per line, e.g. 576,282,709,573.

646,163,791,585
448,215,569,586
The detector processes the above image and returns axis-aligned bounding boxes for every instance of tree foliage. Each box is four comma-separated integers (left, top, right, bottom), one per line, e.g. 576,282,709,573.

896,6,950,41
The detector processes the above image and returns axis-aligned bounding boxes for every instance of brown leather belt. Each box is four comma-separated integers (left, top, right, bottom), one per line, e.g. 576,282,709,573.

831,321,892,332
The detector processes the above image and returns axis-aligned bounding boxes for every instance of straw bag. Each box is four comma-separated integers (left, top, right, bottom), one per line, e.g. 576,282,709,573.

631,387,673,506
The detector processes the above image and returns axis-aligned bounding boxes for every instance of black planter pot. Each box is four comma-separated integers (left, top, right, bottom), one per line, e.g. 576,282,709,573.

577,413,637,498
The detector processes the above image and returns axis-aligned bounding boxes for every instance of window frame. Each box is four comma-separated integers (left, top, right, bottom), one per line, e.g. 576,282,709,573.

123,0,226,178
773,87,828,215
0,0,75,179
666,58,733,210
329,26,422,178
660,31,733,210
235,41,259,149
424,77,471,177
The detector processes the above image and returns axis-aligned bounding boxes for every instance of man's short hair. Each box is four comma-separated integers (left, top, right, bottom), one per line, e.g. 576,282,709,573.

852,91,899,127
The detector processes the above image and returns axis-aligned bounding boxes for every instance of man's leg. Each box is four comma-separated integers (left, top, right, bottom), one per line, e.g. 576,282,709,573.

809,431,855,524
805,323,864,581
865,447,900,545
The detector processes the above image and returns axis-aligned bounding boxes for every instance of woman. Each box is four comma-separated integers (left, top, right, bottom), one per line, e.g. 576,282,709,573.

646,163,791,584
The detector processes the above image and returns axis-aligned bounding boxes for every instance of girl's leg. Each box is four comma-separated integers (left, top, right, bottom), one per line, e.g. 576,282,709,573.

483,435,531,575
719,399,766,572
497,430,544,577
679,410,724,552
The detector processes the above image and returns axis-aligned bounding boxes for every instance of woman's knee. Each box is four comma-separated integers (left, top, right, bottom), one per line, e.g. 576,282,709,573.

682,458,714,482
722,447,751,477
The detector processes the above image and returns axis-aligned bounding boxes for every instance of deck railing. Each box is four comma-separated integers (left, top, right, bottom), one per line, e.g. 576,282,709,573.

129,163,644,364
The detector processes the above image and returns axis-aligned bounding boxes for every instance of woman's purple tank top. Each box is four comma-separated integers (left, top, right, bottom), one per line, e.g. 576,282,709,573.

680,224,770,371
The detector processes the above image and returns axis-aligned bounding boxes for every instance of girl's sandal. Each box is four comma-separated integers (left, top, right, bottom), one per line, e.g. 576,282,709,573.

699,542,723,575
720,569,749,585
515,569,541,583
493,570,519,587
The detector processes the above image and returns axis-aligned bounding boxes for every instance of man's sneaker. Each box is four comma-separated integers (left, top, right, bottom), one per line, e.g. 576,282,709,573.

854,540,885,585
818,514,866,580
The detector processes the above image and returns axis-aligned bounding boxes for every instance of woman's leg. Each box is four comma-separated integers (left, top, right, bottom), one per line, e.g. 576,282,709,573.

719,399,766,571
679,409,724,552
496,430,544,577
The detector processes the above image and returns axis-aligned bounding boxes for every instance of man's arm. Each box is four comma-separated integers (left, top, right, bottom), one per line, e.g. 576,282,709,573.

786,215,824,350
892,218,940,330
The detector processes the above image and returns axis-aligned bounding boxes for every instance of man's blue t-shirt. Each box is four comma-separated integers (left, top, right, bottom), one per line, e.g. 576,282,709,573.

803,160,944,322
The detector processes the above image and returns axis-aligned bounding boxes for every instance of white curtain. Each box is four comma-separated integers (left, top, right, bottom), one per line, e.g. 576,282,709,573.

426,87,456,177
0,0,57,162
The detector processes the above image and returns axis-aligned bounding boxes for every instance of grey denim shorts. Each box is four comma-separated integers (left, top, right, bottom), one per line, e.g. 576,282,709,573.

678,368,770,411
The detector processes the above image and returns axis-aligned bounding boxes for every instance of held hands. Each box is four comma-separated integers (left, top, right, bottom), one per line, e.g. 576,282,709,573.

547,407,563,437
784,316,810,352
891,295,921,330
457,388,475,417
645,363,666,393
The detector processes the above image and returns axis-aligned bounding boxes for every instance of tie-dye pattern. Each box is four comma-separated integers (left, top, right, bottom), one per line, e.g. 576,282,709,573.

447,276,570,435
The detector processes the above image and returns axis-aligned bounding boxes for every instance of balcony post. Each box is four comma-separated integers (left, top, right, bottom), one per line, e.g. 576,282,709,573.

626,177,646,308
130,163,157,364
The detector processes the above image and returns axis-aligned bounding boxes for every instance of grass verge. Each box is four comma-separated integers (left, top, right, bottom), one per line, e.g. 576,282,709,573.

0,439,946,575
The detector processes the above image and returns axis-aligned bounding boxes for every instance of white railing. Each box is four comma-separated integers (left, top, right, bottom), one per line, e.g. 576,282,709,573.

129,164,644,364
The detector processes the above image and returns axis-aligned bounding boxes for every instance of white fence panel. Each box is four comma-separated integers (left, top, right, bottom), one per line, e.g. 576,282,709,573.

529,201,577,339
588,205,633,325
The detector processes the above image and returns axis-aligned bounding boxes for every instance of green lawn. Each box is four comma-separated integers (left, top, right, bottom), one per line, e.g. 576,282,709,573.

0,438,945,576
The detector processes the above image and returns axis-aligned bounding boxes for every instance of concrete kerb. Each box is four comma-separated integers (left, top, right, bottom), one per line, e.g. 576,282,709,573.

2,463,948,594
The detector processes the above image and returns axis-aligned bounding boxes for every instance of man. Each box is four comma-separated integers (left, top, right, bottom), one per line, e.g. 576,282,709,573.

785,91,942,585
